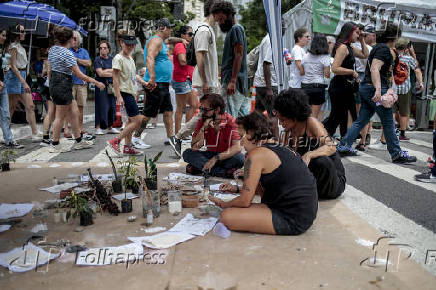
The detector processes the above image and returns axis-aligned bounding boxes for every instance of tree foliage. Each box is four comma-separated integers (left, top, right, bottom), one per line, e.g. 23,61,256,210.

239,0,301,52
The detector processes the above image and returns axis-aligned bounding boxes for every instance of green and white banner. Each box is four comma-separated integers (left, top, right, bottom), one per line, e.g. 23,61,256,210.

312,0,436,42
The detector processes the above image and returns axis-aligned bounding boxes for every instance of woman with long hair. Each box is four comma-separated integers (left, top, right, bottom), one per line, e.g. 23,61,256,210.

337,23,417,164
208,111,318,235
5,24,41,141
301,35,331,119
48,27,104,153
0,27,22,148
172,25,198,135
323,22,369,138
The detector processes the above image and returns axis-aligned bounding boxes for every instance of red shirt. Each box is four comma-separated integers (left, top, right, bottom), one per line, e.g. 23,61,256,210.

172,43,194,82
193,113,240,153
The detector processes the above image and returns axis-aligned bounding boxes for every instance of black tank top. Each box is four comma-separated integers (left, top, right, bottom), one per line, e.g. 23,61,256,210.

260,144,318,231
330,43,355,88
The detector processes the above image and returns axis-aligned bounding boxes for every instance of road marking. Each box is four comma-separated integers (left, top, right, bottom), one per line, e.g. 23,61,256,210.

341,185,436,275
16,139,74,163
408,139,433,149
345,152,436,194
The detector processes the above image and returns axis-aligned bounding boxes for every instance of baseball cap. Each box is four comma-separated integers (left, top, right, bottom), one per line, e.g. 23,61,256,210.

155,18,175,29
121,35,137,45
365,26,376,33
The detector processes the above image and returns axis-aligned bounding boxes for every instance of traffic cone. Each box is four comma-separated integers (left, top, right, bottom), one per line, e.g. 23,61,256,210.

113,104,123,128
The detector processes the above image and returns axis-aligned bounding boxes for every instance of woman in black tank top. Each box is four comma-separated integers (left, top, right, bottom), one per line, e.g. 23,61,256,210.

208,112,318,235
324,22,369,138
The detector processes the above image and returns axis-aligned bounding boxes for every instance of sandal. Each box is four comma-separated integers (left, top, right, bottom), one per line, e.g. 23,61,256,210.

355,144,365,152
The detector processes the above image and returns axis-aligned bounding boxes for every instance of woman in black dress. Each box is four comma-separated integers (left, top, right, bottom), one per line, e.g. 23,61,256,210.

209,112,318,235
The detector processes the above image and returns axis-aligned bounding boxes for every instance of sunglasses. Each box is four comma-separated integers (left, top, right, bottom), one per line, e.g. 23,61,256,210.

187,32,194,37
199,106,214,112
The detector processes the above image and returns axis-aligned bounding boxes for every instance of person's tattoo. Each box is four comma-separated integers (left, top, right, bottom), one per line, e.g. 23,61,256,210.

242,158,252,192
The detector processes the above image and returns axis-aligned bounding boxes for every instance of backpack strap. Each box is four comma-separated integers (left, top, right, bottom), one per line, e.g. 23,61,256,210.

194,24,213,44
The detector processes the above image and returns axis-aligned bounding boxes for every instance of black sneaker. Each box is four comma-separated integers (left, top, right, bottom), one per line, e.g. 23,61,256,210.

415,172,436,183
40,139,52,147
392,150,417,164
6,140,24,149
169,136,181,157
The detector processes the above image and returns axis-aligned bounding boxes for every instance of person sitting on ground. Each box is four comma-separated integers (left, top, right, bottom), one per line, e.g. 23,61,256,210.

274,89,346,199
209,111,318,235
182,93,244,178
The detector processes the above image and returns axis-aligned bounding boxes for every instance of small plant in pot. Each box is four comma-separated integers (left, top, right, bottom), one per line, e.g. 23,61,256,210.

106,150,122,193
66,191,93,226
1,149,16,172
119,157,140,213
144,151,162,190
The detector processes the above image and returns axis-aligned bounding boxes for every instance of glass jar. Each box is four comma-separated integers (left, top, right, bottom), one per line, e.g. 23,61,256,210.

141,188,151,218
167,190,182,215
151,190,160,218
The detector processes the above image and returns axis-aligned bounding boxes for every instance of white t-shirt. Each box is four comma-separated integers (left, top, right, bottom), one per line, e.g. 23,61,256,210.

301,53,331,84
253,35,277,88
352,42,372,73
112,53,137,96
9,42,27,69
288,45,306,88
192,22,219,89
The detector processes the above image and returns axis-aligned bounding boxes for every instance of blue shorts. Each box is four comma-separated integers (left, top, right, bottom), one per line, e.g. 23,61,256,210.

5,70,26,94
171,79,192,95
121,92,139,117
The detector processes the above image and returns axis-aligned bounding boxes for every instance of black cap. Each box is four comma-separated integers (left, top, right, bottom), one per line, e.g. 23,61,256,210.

121,35,137,45
155,18,175,29
365,26,376,33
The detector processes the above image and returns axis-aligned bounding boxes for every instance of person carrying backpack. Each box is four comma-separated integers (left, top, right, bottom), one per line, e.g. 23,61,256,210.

393,38,423,141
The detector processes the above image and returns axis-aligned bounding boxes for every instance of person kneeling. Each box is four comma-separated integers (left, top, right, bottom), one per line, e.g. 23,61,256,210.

182,93,244,178
209,112,318,235
274,89,346,199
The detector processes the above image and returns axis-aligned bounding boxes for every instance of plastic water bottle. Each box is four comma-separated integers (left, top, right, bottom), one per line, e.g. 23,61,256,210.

283,48,293,65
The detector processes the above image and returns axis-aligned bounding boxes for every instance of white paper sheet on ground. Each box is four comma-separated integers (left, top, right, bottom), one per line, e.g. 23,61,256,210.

39,183,79,194
75,243,143,266
0,203,34,219
0,225,11,232
167,163,180,168
142,226,166,233
0,242,60,272
169,213,217,236
209,180,237,192
48,163,61,168
213,193,239,202
128,232,195,249
71,162,84,167
97,162,109,167
30,223,48,233
81,173,115,182
163,173,203,183
112,193,139,201
27,164,41,168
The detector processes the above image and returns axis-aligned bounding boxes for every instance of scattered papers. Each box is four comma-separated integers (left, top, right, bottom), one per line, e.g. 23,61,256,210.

39,183,79,194
169,213,217,236
112,193,139,201
27,164,41,169
0,225,11,233
71,162,84,167
0,203,34,219
142,226,166,233
97,162,109,167
129,232,195,249
0,242,60,272
75,243,143,266
167,163,180,168
31,223,48,233
355,238,374,248
81,173,115,182
209,181,237,192
48,163,61,168
164,173,203,183
213,193,239,202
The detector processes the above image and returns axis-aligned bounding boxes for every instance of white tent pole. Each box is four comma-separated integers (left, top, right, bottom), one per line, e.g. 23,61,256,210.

27,30,32,76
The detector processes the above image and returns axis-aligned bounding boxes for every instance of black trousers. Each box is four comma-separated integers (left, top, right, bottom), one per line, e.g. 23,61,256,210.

308,154,346,199
324,87,357,138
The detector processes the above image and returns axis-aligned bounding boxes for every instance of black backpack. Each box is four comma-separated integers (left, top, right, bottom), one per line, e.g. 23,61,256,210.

186,24,213,67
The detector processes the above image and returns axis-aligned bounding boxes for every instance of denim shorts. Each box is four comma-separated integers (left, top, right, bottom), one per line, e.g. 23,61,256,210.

5,70,26,94
171,79,192,95
121,92,139,117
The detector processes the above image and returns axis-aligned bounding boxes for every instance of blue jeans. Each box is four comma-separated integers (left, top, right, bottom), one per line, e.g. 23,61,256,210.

182,149,245,177
340,83,402,160
222,84,250,118
0,87,13,144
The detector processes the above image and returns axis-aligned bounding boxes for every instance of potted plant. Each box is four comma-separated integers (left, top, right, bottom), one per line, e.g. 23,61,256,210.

106,150,122,193
1,149,16,172
144,152,162,190
66,191,93,226
118,157,140,213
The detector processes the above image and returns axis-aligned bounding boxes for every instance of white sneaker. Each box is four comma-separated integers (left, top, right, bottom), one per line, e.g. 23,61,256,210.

95,128,105,135
31,133,43,142
107,127,120,134
132,137,151,149
49,143,71,153
368,140,387,151
72,139,94,150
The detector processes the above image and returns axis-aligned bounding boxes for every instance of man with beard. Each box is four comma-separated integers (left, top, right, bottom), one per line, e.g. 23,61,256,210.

211,1,248,118
182,93,245,178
